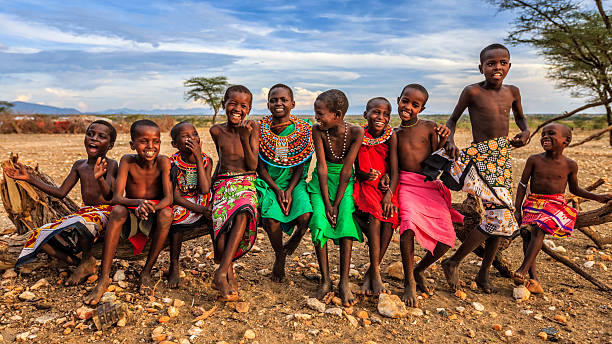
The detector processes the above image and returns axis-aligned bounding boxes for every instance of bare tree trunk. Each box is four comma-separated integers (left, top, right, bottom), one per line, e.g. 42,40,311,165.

212,109,218,125
605,102,612,146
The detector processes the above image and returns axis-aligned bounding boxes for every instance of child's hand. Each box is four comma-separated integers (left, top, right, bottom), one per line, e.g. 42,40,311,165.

93,157,107,180
444,141,459,160
382,193,396,219
509,131,530,148
368,168,381,181
325,205,338,228
283,192,293,216
237,120,255,138
435,124,451,147
274,189,287,215
596,194,612,203
514,209,522,225
379,174,390,192
136,200,155,220
185,139,203,158
3,163,30,181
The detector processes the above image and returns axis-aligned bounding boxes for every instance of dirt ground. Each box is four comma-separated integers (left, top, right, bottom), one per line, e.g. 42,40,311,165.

0,126,611,344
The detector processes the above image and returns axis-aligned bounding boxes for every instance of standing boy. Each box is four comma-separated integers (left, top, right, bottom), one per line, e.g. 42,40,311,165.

85,120,173,305
441,44,530,293
308,89,364,306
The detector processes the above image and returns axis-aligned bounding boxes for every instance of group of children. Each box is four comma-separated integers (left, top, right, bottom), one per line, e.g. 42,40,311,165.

5,43,611,308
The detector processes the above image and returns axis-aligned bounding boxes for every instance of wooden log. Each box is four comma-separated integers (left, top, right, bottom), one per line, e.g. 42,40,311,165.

575,201,612,229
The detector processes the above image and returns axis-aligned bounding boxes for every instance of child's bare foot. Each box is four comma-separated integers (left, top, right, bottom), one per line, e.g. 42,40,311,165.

271,252,286,282
512,271,527,285
83,276,110,305
283,230,305,256
369,273,389,296
167,265,180,289
228,266,238,294
213,270,233,300
65,256,97,286
316,279,333,300
441,258,460,291
139,272,155,295
475,271,493,294
526,279,544,294
359,272,371,295
402,282,418,307
414,269,433,295
338,282,357,307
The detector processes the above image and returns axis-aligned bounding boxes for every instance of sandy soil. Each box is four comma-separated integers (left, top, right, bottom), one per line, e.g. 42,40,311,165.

0,127,611,343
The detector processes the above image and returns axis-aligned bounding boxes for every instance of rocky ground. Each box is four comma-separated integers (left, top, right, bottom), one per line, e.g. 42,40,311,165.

0,127,611,343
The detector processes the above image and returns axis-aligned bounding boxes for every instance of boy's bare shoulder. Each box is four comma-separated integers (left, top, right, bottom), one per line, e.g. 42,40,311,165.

349,122,364,134
505,84,521,97
209,123,225,136
420,119,438,129
120,154,139,164
312,122,322,133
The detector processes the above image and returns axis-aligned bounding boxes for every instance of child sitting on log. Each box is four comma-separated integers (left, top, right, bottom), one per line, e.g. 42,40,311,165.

308,89,364,306
168,122,212,288
513,123,611,293
209,85,260,301
6,120,118,286
85,119,173,305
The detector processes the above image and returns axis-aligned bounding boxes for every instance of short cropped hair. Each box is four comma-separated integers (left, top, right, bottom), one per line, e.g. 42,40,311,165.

480,43,510,63
87,120,117,145
223,85,253,107
316,89,349,116
365,97,391,112
130,119,159,140
547,122,573,143
268,83,294,100
170,121,193,141
400,84,429,105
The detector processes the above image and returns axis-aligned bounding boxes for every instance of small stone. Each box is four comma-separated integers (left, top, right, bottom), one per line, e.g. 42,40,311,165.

76,305,94,320
349,269,360,278
436,308,448,317
492,324,502,331
251,245,262,253
362,319,372,326
243,329,256,340
601,254,611,261
116,317,127,327
2,269,17,279
598,262,608,271
541,326,559,335
257,268,271,276
34,313,57,324
151,326,166,342
307,298,326,313
173,299,185,307
345,314,359,327
10,315,23,321
101,292,116,304
551,245,566,253
18,290,36,301
63,328,72,335
386,261,404,280
469,281,478,290
158,315,170,323
455,306,465,313
168,306,179,317
543,239,555,248
520,309,534,315
377,293,408,318
408,307,423,317
554,314,567,324
455,290,467,300
467,329,476,338
534,313,543,321
504,330,512,337
187,326,203,336
308,329,320,336
471,302,485,312
343,306,353,315
178,339,190,344
513,285,531,301
537,332,548,340
356,310,368,319
292,332,305,341
325,307,343,317
292,313,312,320
113,270,126,282
31,278,49,290
117,281,128,288
234,301,249,313
331,296,342,306
583,261,595,268
16,332,30,342
448,314,458,320
86,274,98,283
370,315,382,324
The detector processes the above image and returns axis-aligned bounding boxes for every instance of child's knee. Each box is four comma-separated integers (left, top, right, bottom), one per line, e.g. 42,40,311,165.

157,208,173,225
110,205,129,220
296,213,312,226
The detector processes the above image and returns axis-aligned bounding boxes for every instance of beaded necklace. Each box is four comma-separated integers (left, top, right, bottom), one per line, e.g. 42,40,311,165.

400,119,419,128
325,121,348,160
259,115,314,168
170,151,209,195
362,124,393,146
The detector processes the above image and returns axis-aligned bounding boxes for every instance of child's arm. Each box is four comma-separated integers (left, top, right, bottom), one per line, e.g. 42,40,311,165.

568,160,612,203
256,157,288,214
354,156,380,182
332,125,364,221
283,162,307,215
434,124,451,150
172,186,207,213
382,132,398,219
4,161,79,199
509,86,530,148
154,156,174,210
112,156,140,207
238,120,260,171
514,156,535,224
312,125,334,225
187,140,212,195
444,87,470,159
94,157,117,201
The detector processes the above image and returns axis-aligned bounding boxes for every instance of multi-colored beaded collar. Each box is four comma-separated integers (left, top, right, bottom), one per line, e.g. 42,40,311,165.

170,151,209,195
362,124,393,146
259,115,314,168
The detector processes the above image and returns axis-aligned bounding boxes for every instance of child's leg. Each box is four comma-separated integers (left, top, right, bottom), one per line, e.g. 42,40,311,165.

168,230,183,289
515,226,545,280
284,212,311,256
84,205,129,305
441,226,488,291
314,241,332,299
414,242,451,295
366,216,389,295
65,236,97,286
213,212,248,300
264,218,286,282
40,243,79,266
140,208,172,293
338,237,357,306
475,235,501,293
361,219,393,294
400,230,417,306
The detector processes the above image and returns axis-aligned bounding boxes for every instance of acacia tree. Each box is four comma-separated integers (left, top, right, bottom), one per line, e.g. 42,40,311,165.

0,101,13,113
184,76,229,124
491,0,612,145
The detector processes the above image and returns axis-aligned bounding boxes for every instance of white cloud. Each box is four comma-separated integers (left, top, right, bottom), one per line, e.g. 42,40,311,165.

15,94,30,102
45,87,78,97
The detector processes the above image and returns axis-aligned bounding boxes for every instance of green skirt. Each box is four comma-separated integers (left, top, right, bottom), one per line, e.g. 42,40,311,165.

307,161,362,248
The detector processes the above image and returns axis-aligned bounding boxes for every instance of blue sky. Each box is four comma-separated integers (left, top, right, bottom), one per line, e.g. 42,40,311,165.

0,0,599,114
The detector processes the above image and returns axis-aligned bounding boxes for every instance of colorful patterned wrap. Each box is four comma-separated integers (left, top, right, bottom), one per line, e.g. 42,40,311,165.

212,173,258,260
16,205,112,267
170,151,211,232
522,193,577,238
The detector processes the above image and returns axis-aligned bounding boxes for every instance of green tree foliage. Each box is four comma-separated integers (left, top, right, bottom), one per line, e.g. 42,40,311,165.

0,101,14,113
184,76,229,124
491,0,612,145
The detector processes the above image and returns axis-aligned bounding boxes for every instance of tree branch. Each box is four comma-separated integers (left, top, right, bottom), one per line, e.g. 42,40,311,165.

569,124,612,147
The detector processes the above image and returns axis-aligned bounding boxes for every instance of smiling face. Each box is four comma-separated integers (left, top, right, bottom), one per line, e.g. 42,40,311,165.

397,88,426,122
479,48,511,85
171,123,200,153
364,99,391,133
84,123,113,158
224,91,252,125
314,99,341,130
130,125,161,161
540,123,571,152
267,87,295,119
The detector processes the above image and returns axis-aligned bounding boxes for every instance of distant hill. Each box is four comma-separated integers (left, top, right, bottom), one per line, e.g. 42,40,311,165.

11,101,82,115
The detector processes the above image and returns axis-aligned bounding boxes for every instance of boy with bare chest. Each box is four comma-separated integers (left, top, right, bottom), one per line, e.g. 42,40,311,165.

440,44,530,293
